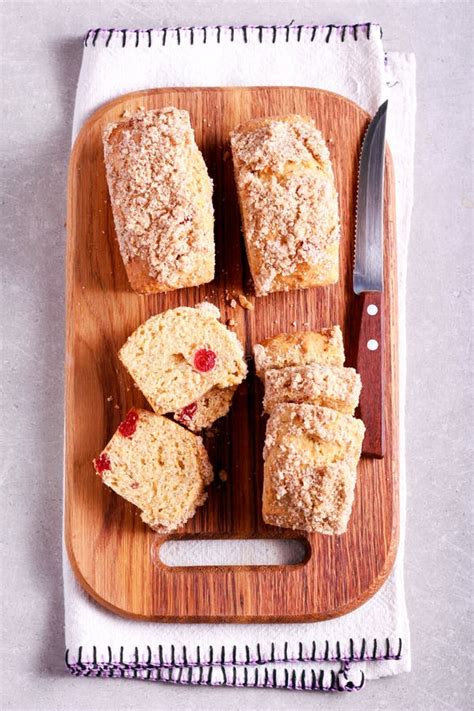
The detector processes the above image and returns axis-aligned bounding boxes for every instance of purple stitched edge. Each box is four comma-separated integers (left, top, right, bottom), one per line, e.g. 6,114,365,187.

65,638,402,691
65,651,402,668
65,661,365,692
65,638,402,669
83,23,383,47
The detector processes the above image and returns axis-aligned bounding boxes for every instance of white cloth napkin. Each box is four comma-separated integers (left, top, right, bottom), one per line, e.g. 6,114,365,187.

65,23,416,692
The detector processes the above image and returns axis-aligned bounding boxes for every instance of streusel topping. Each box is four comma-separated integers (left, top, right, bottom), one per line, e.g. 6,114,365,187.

262,404,364,534
263,363,362,415
103,107,213,285
230,115,340,295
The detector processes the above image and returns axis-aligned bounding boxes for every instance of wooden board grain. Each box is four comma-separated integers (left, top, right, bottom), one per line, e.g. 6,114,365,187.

65,87,399,622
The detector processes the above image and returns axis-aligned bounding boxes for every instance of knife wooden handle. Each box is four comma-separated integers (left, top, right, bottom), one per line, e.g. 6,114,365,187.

355,291,385,458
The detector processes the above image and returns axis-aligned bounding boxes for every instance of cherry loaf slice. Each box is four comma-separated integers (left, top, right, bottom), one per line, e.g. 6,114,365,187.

230,115,340,296
262,404,365,535
174,385,236,433
263,363,362,415
93,408,213,533
254,326,344,378
119,303,247,427
103,107,214,294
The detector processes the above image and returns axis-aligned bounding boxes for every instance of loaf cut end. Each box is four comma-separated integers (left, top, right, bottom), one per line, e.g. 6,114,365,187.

174,386,237,432
254,326,345,378
263,363,362,415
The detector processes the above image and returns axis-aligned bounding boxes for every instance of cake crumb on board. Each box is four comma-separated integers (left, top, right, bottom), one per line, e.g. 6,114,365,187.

237,294,254,310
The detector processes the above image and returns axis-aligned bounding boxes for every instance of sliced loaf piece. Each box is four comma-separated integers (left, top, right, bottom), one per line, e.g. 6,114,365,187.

263,363,362,415
93,408,213,533
254,326,344,378
119,302,247,417
262,404,365,535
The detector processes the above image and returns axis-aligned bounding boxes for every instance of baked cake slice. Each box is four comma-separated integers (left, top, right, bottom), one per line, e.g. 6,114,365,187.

93,408,213,533
262,404,365,535
119,302,247,418
174,386,236,432
263,363,362,415
230,115,340,296
254,326,344,378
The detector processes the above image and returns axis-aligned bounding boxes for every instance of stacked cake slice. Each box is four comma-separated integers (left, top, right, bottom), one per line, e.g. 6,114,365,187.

93,303,247,532
255,326,365,535
118,302,247,429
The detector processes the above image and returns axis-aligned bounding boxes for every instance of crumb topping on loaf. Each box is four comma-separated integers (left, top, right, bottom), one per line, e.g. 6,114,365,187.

263,458,357,535
103,107,214,289
263,363,362,415
254,326,344,377
262,404,365,535
264,403,365,462
230,115,340,295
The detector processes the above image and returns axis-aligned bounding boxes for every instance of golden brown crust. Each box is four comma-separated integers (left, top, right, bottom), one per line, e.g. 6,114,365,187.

262,459,357,535
230,114,340,296
254,326,345,377
103,107,214,294
123,256,176,294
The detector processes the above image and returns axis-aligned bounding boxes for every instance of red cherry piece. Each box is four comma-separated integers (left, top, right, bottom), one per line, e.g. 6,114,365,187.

95,453,111,474
176,402,198,423
118,409,139,437
193,348,216,373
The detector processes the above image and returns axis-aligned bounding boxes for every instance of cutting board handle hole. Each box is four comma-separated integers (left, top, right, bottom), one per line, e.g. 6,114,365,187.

155,538,308,568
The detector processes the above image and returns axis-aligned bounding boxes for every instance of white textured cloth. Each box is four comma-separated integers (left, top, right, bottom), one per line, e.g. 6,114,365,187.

65,23,416,692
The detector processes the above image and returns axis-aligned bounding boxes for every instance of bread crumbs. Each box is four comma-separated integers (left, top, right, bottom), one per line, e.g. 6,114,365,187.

237,294,254,310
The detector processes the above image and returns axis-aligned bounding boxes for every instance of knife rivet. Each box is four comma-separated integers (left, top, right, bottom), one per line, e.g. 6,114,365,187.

367,339,379,351
367,304,378,316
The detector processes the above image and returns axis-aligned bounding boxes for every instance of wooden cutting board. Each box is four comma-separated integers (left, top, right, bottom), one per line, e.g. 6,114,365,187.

65,87,399,622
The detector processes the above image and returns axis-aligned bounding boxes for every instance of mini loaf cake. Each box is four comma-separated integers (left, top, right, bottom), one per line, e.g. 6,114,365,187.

119,302,247,420
262,404,365,535
263,363,362,415
254,326,344,378
93,408,213,533
103,107,214,294
230,115,340,296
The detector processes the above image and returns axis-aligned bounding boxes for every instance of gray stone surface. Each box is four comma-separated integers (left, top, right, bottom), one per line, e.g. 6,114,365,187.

1,1,472,709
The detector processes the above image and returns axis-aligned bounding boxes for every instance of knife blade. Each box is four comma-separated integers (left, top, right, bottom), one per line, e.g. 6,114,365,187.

354,100,388,458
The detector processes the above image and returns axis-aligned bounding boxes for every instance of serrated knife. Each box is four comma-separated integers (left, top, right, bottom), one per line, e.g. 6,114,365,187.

354,100,388,458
